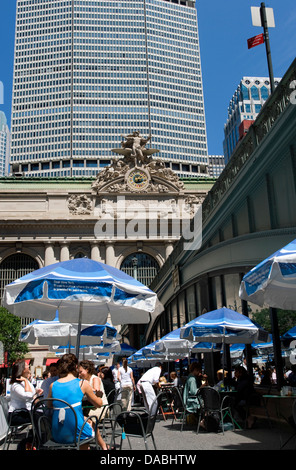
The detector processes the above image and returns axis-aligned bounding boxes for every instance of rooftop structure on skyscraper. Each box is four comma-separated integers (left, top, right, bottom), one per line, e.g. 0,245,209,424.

223,76,281,164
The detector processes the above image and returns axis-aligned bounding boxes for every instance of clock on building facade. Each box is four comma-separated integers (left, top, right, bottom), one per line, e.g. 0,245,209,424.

126,168,150,191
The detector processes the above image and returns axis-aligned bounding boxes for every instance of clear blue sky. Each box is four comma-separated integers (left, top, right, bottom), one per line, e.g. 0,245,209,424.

0,0,295,156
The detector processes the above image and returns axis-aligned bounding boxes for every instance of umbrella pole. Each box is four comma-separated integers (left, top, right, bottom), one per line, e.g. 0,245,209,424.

269,307,284,390
68,330,71,354
241,299,253,379
76,301,83,358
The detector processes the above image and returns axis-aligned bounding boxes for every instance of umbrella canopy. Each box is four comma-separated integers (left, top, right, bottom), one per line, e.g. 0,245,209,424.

116,343,137,356
282,326,296,340
19,311,77,347
20,313,118,348
79,322,118,345
2,258,163,325
53,339,121,358
142,340,186,361
192,342,222,353
239,238,296,309
180,307,261,344
2,258,163,355
154,327,195,356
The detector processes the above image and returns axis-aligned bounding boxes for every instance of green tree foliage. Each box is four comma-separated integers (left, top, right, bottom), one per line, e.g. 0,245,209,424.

252,308,296,336
0,307,28,364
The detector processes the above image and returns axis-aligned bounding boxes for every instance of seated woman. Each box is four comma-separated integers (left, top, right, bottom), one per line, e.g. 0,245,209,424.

78,359,108,419
169,371,180,387
99,367,116,404
48,353,108,450
8,359,43,426
183,362,204,419
233,365,257,429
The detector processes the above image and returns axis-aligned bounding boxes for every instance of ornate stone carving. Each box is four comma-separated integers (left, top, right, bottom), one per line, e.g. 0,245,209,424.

68,194,92,215
92,132,184,194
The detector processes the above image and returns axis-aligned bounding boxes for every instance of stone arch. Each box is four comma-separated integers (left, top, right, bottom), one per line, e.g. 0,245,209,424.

119,251,160,287
0,252,40,301
116,246,164,271
0,247,43,268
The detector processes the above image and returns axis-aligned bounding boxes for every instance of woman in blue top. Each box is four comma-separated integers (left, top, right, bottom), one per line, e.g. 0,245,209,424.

48,353,108,450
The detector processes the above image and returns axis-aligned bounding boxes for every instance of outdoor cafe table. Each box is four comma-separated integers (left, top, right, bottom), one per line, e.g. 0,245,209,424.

262,394,296,449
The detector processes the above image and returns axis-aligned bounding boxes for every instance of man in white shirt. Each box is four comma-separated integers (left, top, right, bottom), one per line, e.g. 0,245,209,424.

138,362,162,413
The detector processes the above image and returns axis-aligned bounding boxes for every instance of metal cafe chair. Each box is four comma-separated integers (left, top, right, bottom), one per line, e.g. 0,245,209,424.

31,398,99,450
110,391,165,450
197,386,236,434
0,396,33,450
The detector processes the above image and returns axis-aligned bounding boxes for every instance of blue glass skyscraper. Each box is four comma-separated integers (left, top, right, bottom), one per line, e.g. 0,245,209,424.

11,0,208,178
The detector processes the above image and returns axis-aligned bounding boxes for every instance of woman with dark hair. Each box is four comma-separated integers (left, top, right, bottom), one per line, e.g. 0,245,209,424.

99,367,116,403
8,359,43,425
118,359,135,411
48,354,108,450
183,362,203,416
78,359,108,420
79,360,108,403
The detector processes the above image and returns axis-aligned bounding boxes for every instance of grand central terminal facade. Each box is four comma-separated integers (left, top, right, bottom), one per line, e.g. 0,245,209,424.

0,134,214,367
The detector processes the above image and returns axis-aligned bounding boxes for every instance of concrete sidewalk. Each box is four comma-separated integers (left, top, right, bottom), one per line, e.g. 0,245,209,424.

2,413,295,453
114,414,296,451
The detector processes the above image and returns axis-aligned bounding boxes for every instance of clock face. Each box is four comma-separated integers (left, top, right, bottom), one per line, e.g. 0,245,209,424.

127,169,149,190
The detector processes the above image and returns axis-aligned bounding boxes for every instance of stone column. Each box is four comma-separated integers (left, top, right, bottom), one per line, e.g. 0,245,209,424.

44,242,55,266
90,241,102,262
165,242,174,259
60,242,70,262
105,241,115,266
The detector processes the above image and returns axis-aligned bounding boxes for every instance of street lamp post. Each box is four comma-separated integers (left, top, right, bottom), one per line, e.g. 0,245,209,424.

132,256,138,281
260,2,275,93
250,3,275,93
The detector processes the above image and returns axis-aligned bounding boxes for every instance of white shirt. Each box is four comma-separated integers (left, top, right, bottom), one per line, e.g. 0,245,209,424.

118,366,133,387
112,368,119,383
140,366,161,385
9,381,36,412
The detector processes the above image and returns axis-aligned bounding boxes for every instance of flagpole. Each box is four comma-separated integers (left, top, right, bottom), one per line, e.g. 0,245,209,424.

260,2,275,93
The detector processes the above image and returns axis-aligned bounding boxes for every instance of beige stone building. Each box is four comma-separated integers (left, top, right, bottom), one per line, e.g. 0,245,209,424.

0,142,214,372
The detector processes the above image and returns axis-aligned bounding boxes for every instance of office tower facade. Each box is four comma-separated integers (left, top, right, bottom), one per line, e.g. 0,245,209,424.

208,155,225,179
223,76,281,164
0,112,10,176
10,0,208,178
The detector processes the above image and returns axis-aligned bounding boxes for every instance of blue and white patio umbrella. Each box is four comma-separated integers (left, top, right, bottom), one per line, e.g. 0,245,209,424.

79,322,118,345
142,340,186,362
239,238,296,310
3,258,163,324
20,312,118,347
128,344,166,366
2,258,163,355
282,326,296,341
52,339,121,358
180,307,261,344
19,310,78,347
192,342,222,354
117,343,137,356
154,327,196,356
